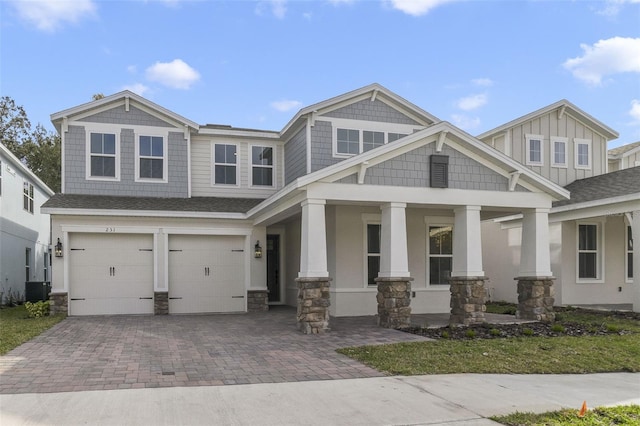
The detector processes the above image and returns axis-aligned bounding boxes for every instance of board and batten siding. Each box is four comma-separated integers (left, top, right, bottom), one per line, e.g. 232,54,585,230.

190,137,284,198
284,127,307,184
482,112,607,187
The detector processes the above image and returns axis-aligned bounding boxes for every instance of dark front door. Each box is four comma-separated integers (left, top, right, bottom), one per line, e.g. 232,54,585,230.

267,234,280,303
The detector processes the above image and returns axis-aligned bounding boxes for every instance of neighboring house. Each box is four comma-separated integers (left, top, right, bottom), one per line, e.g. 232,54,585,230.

478,102,640,311
609,141,640,172
0,143,54,304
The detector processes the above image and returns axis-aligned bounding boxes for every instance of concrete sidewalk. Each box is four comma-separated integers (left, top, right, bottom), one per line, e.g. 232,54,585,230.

1,373,638,425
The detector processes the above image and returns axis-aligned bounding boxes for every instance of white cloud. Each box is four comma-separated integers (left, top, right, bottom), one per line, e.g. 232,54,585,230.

472,78,493,87
255,1,287,19
388,0,458,16
456,93,487,111
10,0,96,32
270,99,302,112
127,65,138,74
145,59,200,90
629,99,640,125
596,0,640,17
451,114,481,131
563,37,640,86
121,83,150,97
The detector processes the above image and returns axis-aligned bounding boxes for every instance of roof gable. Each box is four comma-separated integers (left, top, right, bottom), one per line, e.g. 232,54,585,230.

609,141,640,159
0,143,54,196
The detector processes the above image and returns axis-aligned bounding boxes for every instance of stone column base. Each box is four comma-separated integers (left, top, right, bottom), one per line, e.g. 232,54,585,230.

295,277,331,334
248,290,269,312
49,292,68,315
449,277,487,325
516,277,555,322
375,277,413,328
154,292,168,315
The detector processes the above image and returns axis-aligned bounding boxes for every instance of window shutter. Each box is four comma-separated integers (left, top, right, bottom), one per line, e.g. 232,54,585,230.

430,155,449,188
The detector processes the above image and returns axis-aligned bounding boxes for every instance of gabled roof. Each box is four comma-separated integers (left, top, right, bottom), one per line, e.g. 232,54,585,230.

280,83,440,138
477,99,619,141
0,143,54,196
50,91,199,132
553,166,640,208
609,141,640,159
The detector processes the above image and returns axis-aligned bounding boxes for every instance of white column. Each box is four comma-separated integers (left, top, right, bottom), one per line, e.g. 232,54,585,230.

298,199,328,278
632,211,640,313
452,205,484,277
379,202,410,277
519,208,553,277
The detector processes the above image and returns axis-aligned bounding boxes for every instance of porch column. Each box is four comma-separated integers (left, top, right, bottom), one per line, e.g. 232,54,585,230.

376,202,412,328
295,199,331,334
516,208,555,322
449,205,486,325
632,211,640,313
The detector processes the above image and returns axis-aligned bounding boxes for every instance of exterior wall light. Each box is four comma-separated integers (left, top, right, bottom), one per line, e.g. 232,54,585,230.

54,238,63,257
254,241,263,258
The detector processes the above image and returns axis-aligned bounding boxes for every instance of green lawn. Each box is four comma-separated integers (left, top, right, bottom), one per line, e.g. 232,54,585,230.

0,305,66,355
491,404,640,425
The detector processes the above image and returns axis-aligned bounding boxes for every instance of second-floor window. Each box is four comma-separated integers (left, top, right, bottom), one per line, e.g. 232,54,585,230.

23,181,34,213
137,135,165,180
525,134,544,166
575,138,592,169
90,132,117,178
335,128,411,156
251,146,273,187
214,143,237,185
551,137,567,168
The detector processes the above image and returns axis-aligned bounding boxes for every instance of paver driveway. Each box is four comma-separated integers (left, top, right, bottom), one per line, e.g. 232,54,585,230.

0,307,428,394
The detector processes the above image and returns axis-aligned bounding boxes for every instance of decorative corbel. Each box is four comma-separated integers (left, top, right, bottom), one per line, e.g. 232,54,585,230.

62,117,69,133
183,124,190,140
370,89,378,102
557,105,565,120
357,161,369,185
436,131,448,153
125,96,130,112
509,171,521,192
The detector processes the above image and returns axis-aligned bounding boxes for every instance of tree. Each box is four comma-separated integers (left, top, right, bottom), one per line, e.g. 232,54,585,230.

0,96,61,192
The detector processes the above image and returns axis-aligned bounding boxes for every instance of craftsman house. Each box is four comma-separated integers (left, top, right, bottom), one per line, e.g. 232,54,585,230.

42,84,639,333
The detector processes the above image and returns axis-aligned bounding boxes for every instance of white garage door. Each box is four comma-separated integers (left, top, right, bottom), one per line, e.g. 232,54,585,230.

69,233,154,316
168,235,245,314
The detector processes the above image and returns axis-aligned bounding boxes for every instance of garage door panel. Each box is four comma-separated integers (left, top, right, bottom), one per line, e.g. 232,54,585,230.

70,298,154,316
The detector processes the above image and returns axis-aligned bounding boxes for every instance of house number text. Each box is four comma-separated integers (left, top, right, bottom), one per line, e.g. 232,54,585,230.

105,227,116,233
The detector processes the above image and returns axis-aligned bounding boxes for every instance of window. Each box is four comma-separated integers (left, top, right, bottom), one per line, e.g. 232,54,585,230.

628,226,634,281
578,224,600,279
388,133,408,143
575,138,591,169
362,131,384,152
337,129,359,155
251,146,273,186
89,132,117,178
213,143,237,185
44,252,48,282
23,181,34,213
525,134,544,166
137,135,165,180
366,224,381,286
551,137,567,167
428,225,453,285
25,248,31,282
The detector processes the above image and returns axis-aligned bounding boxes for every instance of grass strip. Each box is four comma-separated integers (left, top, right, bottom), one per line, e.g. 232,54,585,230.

0,305,66,355
491,404,640,425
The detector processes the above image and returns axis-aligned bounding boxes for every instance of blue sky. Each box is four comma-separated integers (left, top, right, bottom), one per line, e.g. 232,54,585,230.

1,0,639,148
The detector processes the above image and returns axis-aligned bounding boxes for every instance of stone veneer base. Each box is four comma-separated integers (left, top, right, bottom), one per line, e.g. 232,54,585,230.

154,292,168,315
375,277,413,328
516,277,556,322
49,292,68,315
449,277,487,325
295,277,331,334
247,290,269,312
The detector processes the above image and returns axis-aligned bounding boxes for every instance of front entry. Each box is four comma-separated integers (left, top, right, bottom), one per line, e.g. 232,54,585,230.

267,234,281,303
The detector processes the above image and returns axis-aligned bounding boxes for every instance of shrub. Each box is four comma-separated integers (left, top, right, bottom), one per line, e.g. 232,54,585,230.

440,331,450,339
551,324,566,333
465,329,476,339
490,328,501,336
522,328,534,336
24,301,50,318
606,324,621,333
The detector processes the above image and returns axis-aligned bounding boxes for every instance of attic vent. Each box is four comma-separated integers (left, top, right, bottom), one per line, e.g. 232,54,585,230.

430,155,449,188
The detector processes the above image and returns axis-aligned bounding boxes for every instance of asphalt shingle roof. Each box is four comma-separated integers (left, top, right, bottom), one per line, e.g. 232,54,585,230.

42,194,264,214
553,166,640,208
609,141,640,157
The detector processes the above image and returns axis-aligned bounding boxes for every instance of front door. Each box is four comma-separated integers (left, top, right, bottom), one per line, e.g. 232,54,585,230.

267,234,280,303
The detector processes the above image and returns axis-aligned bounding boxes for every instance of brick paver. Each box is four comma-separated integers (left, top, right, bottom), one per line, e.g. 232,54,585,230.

0,307,428,394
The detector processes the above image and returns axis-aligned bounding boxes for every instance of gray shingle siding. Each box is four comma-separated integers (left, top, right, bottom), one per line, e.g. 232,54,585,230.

324,99,420,125
64,125,188,197
337,145,516,191
311,120,341,172
78,105,176,127
284,127,307,184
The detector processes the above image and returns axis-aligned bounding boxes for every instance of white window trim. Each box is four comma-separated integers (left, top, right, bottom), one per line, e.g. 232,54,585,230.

23,180,34,214
525,134,544,166
211,142,239,187
362,213,381,288
425,216,454,289
249,144,276,189
550,136,568,168
574,138,592,170
85,127,121,182
325,117,421,158
134,132,169,183
626,224,633,283
576,220,605,284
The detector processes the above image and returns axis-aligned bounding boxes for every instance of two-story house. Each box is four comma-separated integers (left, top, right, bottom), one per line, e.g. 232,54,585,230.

0,143,54,304
478,101,640,311
42,84,639,334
